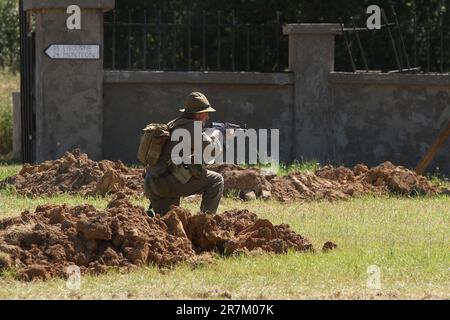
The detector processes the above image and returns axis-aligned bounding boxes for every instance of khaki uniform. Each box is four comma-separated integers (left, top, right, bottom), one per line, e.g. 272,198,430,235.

144,116,224,215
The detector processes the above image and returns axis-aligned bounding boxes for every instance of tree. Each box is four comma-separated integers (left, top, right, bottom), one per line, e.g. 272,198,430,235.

0,0,20,72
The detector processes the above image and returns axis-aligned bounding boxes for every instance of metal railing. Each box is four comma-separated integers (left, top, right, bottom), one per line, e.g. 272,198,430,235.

19,0,36,164
337,5,449,73
104,10,288,72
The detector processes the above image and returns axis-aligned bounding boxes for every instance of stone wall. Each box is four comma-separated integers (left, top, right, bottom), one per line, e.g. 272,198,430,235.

103,71,294,164
328,73,450,172
15,9,450,174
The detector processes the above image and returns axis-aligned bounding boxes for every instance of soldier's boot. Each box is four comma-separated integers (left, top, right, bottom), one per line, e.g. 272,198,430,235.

149,197,180,216
146,203,156,218
144,172,180,216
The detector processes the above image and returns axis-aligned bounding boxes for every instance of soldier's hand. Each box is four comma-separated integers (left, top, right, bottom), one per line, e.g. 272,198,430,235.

210,128,222,140
225,128,236,137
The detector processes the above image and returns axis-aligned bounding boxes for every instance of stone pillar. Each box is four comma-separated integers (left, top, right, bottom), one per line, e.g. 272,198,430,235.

23,0,115,162
283,24,340,163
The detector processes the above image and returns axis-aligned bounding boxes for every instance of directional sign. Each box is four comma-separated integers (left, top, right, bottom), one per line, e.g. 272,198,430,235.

44,44,100,60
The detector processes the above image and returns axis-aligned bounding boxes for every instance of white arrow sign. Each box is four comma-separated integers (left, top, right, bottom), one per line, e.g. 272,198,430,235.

44,44,100,60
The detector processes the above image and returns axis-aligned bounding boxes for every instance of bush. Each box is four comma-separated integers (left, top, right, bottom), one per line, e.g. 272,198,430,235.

0,101,12,155
0,0,20,72
0,71,18,157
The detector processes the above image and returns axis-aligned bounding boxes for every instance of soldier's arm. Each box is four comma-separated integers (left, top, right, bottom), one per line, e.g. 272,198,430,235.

202,131,223,159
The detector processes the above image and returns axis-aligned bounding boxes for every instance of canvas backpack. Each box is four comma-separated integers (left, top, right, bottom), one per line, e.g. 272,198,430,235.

137,123,171,166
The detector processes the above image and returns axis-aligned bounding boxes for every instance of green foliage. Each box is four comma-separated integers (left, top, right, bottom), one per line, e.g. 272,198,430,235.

0,1,447,71
0,71,18,157
106,0,450,72
0,101,12,155
0,0,20,72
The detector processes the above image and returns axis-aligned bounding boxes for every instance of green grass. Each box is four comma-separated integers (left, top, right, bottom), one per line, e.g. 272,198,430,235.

277,160,321,175
0,170,448,299
428,172,450,188
0,163,20,180
242,160,320,176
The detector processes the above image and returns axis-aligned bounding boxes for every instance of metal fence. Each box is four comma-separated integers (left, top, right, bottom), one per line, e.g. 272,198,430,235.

104,6,449,74
19,0,35,163
337,5,449,73
103,9,288,72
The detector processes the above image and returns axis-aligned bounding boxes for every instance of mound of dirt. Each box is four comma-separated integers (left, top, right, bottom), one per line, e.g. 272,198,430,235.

1,150,446,202
314,161,440,196
0,193,313,281
209,162,447,202
207,164,272,200
0,149,144,197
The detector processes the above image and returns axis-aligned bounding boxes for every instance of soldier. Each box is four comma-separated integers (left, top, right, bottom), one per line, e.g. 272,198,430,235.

143,92,224,216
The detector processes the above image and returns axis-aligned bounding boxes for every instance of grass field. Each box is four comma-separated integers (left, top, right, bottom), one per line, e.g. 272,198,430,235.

0,165,449,300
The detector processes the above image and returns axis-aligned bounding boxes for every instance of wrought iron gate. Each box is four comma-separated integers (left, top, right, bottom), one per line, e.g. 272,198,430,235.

19,0,36,163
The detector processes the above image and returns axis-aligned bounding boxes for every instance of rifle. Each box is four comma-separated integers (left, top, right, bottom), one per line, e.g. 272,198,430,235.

207,122,246,133
204,122,246,161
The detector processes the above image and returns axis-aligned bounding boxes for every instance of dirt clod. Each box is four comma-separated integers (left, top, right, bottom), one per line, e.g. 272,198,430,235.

0,195,314,281
322,241,338,253
0,252,12,271
20,264,51,281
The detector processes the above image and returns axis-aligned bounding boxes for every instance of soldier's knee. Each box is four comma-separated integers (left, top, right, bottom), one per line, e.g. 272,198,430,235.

214,171,224,184
207,171,224,190
214,173,224,193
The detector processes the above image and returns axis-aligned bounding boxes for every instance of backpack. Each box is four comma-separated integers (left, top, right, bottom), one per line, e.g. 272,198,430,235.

137,123,171,166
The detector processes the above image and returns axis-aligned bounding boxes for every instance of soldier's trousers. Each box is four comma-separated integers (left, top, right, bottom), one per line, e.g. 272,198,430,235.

144,169,224,216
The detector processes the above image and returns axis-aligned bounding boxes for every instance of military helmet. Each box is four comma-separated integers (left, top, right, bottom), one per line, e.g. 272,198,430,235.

179,92,216,113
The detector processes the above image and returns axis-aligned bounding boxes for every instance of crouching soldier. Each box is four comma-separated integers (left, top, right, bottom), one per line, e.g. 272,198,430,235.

143,92,224,216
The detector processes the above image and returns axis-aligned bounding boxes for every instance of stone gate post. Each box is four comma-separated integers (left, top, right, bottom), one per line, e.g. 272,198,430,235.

283,24,341,163
23,0,115,162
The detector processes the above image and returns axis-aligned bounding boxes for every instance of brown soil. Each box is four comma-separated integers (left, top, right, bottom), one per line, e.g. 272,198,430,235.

207,164,272,200
0,193,313,281
0,149,144,197
322,241,338,253
1,150,447,202
209,162,447,202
